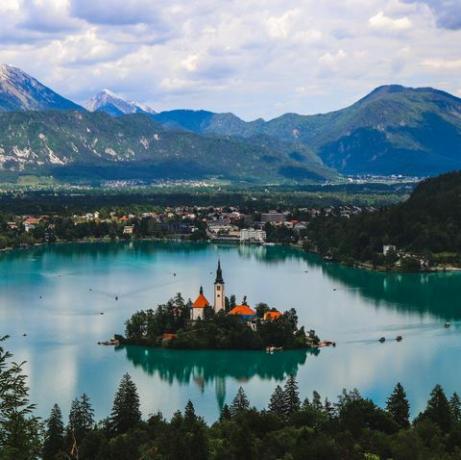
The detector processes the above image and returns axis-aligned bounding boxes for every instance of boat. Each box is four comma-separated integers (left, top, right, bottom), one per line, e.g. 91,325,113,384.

444,322,451,328
396,336,403,342
379,337,386,343
98,338,120,346
266,346,283,353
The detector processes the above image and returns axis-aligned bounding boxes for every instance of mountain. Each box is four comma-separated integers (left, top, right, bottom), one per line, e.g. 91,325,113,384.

0,111,334,182
85,89,156,116
0,64,83,112
153,86,461,176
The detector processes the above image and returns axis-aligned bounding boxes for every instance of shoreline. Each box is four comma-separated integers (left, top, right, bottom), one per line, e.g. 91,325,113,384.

2,237,460,274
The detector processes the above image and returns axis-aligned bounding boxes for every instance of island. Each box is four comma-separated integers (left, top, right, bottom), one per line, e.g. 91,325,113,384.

114,261,323,351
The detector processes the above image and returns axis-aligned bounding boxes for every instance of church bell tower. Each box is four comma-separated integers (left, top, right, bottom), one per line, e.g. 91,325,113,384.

214,260,225,312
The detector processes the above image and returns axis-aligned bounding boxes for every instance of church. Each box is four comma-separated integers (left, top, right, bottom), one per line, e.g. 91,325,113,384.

191,261,257,320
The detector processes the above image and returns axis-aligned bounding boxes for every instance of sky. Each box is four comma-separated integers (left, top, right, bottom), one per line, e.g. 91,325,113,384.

0,0,460,120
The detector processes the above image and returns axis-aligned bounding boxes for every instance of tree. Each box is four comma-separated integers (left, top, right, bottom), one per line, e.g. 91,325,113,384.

0,336,41,460
110,373,141,434
268,385,285,416
230,387,250,416
67,393,94,448
421,384,452,432
43,404,65,460
450,393,461,424
386,383,410,428
283,375,300,416
220,404,231,421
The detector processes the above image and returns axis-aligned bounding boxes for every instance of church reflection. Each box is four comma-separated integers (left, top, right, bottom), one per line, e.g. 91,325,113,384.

116,345,317,409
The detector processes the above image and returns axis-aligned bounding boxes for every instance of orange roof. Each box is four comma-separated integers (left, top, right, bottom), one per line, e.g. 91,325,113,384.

263,310,282,321
192,292,210,309
229,305,256,316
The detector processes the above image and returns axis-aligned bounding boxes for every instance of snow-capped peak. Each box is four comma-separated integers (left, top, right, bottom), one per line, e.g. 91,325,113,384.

85,89,156,116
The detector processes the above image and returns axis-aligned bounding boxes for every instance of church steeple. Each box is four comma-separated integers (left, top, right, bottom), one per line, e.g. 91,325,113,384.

215,259,224,284
214,260,225,312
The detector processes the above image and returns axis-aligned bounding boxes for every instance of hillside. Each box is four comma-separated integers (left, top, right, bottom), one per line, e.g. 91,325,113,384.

0,64,83,112
154,86,461,176
0,111,334,182
305,171,461,265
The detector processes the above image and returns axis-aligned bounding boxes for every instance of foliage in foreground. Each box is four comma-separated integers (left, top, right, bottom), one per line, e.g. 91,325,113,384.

3,338,461,459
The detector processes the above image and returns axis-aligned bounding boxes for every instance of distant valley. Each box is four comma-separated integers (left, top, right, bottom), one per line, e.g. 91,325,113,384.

1,63,461,183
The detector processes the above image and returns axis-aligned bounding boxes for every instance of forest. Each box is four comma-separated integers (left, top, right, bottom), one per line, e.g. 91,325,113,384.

304,171,461,269
2,335,461,459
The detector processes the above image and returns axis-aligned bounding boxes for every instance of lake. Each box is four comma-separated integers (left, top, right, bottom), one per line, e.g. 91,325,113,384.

1,241,460,423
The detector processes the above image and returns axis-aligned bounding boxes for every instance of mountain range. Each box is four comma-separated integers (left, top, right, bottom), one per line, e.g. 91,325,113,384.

1,63,461,182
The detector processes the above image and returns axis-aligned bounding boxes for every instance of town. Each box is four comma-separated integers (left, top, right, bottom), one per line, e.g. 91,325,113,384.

0,203,376,248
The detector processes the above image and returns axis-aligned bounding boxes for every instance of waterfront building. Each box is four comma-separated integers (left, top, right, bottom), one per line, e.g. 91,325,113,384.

383,244,397,256
240,228,266,244
191,286,210,320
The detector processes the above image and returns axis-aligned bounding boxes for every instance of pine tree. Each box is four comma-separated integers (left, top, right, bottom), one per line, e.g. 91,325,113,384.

0,337,41,459
110,373,141,434
268,385,285,416
312,391,323,411
184,400,196,424
450,392,461,423
283,375,300,416
386,383,410,428
220,404,231,421
423,384,452,432
43,404,65,460
67,393,94,446
230,387,250,416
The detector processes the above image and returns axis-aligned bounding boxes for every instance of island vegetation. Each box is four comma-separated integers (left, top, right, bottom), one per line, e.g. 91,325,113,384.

3,338,461,459
120,294,319,350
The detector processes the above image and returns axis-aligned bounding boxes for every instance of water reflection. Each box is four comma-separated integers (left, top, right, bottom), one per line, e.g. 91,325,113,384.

117,345,317,409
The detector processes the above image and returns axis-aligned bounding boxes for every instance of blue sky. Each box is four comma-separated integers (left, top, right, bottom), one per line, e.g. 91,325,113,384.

0,0,460,119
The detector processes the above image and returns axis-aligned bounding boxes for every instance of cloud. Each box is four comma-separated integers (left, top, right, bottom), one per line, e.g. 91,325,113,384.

422,58,461,69
402,0,461,30
369,11,412,30
0,0,459,120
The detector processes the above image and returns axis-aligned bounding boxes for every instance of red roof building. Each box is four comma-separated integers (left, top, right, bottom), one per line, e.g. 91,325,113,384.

229,304,256,318
263,310,282,321
191,287,210,320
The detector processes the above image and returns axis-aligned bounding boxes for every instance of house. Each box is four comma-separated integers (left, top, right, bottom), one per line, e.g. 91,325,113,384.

263,310,282,321
123,225,134,235
191,286,210,321
261,211,286,224
228,303,257,321
23,217,40,232
383,245,397,256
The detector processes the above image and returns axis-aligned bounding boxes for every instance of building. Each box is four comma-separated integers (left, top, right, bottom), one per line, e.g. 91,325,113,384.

191,286,210,321
123,225,134,235
261,211,286,224
214,260,225,312
240,228,266,244
228,303,257,321
263,310,282,321
383,244,397,256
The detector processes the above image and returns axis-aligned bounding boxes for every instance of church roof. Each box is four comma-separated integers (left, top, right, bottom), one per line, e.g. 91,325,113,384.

192,287,209,309
229,304,256,316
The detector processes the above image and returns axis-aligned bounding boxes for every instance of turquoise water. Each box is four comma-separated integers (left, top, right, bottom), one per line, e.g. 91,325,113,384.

1,241,461,422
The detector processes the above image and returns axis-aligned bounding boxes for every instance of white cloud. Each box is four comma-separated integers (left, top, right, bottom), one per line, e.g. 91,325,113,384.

0,0,459,119
369,11,413,30
422,58,461,69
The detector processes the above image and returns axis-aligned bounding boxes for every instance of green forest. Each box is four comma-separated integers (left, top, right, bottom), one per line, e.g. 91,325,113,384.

305,172,461,269
3,336,461,459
